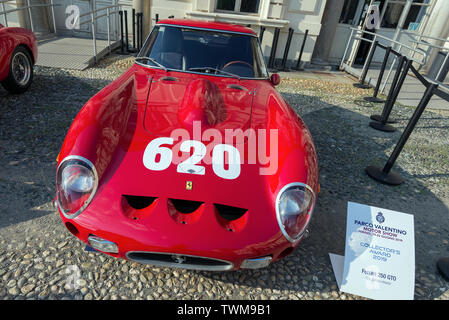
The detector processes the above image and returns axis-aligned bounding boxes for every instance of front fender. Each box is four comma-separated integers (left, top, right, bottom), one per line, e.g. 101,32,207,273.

57,66,140,181
0,27,37,81
261,89,319,197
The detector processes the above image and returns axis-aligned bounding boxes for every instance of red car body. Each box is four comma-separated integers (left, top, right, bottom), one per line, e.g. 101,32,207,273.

0,23,37,82
56,19,319,270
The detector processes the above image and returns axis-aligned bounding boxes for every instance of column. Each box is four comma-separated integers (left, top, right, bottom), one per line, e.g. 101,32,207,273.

133,0,151,39
311,0,345,66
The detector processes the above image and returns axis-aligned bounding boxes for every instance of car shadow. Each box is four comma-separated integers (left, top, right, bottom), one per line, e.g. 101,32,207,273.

0,67,112,229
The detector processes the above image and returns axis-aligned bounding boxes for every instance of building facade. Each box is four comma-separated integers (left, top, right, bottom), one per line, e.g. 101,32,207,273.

1,0,448,77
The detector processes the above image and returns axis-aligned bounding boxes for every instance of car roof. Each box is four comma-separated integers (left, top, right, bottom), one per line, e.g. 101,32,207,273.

156,19,257,36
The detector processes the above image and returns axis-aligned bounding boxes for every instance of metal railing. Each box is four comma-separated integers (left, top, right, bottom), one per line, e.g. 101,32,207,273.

405,33,449,82
1,0,122,66
340,27,430,94
0,0,59,33
78,4,121,63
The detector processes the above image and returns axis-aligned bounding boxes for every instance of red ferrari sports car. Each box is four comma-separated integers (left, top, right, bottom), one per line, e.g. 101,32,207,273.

55,19,319,271
0,23,37,94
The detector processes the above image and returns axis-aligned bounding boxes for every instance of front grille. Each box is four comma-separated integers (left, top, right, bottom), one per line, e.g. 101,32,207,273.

126,251,234,271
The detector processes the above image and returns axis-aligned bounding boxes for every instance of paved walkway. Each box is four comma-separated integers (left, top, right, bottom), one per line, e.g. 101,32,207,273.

36,35,120,70
279,70,355,85
342,64,449,111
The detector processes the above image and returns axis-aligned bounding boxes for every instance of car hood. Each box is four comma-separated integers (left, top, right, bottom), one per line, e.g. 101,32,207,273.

144,73,257,137
58,65,316,226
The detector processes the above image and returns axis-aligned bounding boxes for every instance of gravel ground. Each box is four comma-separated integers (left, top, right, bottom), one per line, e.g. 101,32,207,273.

0,53,448,300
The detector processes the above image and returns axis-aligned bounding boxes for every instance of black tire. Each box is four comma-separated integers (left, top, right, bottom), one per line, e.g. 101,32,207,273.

1,46,34,94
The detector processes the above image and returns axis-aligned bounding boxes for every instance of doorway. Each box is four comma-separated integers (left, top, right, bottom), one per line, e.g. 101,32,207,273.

354,0,386,65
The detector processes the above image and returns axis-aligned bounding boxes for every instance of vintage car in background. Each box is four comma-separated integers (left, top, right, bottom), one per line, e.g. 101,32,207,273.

0,23,37,94
55,19,319,271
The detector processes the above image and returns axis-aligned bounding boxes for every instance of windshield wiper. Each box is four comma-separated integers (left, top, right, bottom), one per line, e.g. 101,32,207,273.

135,57,168,72
189,67,240,80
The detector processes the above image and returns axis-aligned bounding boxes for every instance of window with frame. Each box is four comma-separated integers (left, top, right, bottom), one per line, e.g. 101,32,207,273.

339,0,361,25
216,0,261,14
380,0,432,29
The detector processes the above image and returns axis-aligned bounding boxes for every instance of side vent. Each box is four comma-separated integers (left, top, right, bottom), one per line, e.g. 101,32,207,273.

214,204,248,232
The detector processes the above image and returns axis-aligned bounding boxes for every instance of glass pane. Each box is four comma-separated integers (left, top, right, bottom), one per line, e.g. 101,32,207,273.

404,1,429,29
217,0,236,11
240,0,260,13
339,0,360,24
140,26,268,78
381,3,404,28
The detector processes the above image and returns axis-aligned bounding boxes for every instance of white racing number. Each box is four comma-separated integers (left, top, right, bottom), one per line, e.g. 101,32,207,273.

177,140,207,175
143,137,241,179
143,137,174,171
212,143,241,180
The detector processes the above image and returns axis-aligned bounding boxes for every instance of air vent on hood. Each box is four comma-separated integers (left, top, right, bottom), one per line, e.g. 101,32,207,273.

160,76,179,82
169,199,204,214
123,195,157,209
214,204,248,232
167,199,204,225
227,84,248,91
214,204,247,221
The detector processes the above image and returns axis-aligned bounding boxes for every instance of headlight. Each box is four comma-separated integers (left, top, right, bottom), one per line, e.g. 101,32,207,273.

56,156,98,219
275,183,315,243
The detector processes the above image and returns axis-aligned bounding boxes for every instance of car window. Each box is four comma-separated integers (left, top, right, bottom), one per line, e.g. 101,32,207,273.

138,25,268,79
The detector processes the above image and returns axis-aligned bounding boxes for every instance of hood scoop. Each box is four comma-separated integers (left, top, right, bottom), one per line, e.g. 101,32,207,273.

144,74,254,138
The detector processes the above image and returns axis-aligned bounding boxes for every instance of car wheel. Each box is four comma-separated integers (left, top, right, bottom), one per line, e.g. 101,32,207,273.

1,46,34,94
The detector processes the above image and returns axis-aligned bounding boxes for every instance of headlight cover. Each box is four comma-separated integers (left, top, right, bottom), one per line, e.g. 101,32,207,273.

275,182,315,243
56,156,98,219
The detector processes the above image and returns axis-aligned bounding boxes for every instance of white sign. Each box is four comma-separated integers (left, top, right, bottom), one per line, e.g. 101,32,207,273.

331,202,415,300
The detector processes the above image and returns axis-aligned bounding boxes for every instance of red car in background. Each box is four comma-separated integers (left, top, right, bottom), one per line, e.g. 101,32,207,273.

0,23,37,94
55,19,319,271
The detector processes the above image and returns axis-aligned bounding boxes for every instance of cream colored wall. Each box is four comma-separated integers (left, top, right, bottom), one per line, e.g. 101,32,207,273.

277,0,327,64
150,0,193,26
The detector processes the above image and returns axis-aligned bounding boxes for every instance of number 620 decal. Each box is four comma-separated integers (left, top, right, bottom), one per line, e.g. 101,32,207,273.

143,137,241,180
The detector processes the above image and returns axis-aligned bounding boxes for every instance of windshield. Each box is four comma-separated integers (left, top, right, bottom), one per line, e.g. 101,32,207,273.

137,25,269,79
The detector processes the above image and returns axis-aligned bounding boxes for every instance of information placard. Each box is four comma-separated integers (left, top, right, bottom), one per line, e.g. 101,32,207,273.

336,202,415,300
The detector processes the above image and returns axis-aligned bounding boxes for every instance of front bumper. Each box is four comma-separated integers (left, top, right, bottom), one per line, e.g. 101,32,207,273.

57,198,297,270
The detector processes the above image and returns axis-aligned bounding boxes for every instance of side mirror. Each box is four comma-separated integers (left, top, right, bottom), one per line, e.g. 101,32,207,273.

270,73,280,86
